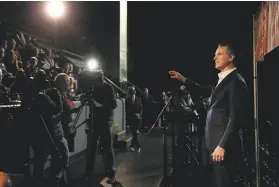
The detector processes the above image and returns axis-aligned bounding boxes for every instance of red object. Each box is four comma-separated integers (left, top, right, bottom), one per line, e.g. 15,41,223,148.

255,1,279,61
0,172,12,187
65,96,74,109
132,95,135,104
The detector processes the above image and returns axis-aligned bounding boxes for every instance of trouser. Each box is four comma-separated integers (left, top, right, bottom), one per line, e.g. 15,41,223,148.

0,114,8,170
173,115,196,171
206,148,242,187
86,120,115,176
176,117,193,149
128,117,141,149
142,112,153,128
31,137,69,182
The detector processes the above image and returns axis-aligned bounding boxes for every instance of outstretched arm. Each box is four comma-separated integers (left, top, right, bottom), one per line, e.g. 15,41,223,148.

169,70,211,95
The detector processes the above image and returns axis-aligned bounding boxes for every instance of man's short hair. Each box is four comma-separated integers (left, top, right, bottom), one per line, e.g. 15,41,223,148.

218,42,236,57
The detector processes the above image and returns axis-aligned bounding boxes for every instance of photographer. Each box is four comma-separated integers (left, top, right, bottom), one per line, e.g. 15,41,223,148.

54,73,77,152
173,86,197,146
82,71,117,182
22,70,68,187
45,74,71,186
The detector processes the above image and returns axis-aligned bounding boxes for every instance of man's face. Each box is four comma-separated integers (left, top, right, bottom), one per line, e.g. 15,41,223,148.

2,41,7,49
64,64,71,72
214,46,235,71
0,71,3,84
47,50,52,57
66,76,72,91
0,48,4,58
9,40,16,50
30,58,38,68
145,88,148,95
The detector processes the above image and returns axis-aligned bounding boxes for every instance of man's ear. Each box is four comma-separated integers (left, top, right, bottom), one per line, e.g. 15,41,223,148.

228,55,235,63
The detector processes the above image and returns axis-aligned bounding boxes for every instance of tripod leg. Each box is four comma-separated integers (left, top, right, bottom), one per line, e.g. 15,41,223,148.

39,116,74,183
189,123,193,165
48,137,73,185
163,123,168,178
171,122,175,167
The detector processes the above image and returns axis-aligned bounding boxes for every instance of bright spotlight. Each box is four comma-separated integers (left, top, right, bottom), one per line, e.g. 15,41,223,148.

46,1,65,19
87,59,98,70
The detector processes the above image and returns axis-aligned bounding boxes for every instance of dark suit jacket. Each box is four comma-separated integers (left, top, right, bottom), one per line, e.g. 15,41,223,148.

92,82,117,121
186,70,247,152
126,96,143,121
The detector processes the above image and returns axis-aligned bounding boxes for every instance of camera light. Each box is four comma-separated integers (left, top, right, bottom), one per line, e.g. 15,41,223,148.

87,59,98,70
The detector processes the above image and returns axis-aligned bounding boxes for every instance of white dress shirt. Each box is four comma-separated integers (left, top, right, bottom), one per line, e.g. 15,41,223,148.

216,67,237,87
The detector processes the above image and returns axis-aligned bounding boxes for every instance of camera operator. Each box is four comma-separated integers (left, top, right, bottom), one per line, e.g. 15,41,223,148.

172,85,199,172
173,86,197,145
83,71,117,182
22,70,69,187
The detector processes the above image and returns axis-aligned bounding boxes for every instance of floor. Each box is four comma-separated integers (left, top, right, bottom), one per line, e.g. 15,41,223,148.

6,126,215,187
9,130,172,187
67,130,172,187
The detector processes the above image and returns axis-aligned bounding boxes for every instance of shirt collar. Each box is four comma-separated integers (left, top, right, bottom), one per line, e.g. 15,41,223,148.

218,67,237,80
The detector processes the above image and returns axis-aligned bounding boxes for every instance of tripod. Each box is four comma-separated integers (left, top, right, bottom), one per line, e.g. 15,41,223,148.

39,116,74,183
22,117,73,187
22,94,89,187
147,95,174,187
146,95,172,135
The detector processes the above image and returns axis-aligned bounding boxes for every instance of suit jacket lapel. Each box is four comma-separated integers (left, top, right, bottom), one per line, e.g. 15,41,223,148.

209,70,237,107
208,84,216,106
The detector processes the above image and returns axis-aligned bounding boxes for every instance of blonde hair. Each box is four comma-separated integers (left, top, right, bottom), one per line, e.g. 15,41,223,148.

55,73,69,92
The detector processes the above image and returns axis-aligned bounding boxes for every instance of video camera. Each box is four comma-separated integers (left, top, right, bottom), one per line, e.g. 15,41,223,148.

23,70,51,101
77,69,104,94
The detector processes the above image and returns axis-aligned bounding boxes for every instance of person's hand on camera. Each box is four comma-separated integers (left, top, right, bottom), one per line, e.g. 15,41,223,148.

71,107,80,113
93,99,103,107
134,113,140,119
81,97,88,104
169,70,186,83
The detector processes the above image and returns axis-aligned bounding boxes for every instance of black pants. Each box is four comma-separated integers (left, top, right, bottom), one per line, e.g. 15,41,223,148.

142,111,153,128
128,117,140,149
86,120,115,175
207,149,242,187
175,116,193,149
173,120,193,171
31,135,69,182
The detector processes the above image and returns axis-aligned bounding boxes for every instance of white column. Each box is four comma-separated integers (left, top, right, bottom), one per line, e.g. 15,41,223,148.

119,0,128,83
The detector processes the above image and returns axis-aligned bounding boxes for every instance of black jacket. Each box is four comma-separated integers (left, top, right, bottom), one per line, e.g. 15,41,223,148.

24,87,64,141
185,70,247,151
46,87,64,139
126,96,143,121
92,82,117,121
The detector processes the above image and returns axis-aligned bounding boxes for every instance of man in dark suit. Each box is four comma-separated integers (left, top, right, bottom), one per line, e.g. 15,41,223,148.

169,42,247,187
84,71,117,182
126,86,143,153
